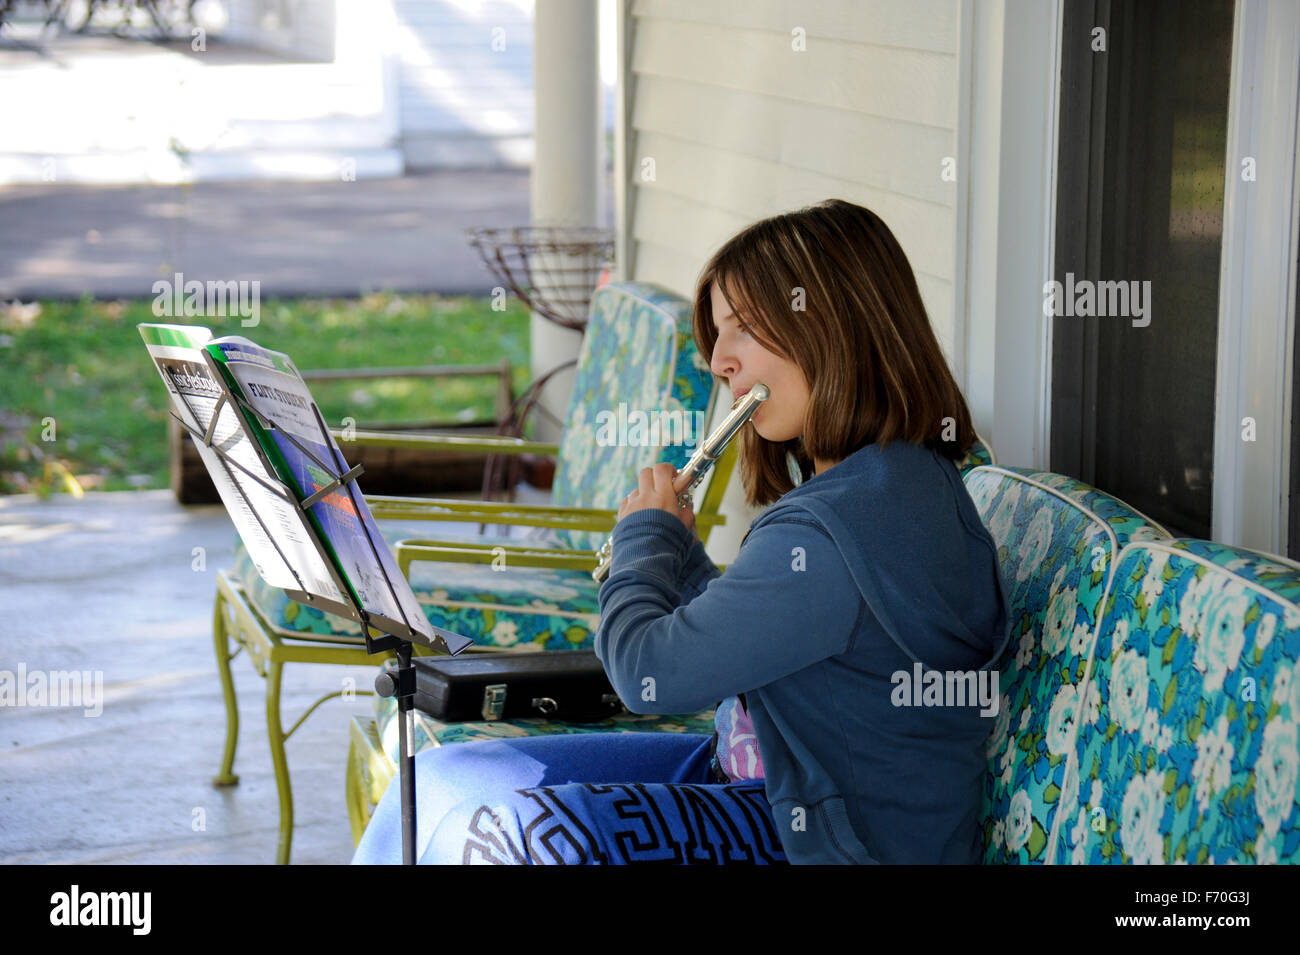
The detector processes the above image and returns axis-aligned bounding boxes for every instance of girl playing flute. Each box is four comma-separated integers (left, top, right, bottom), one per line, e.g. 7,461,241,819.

352,198,1011,864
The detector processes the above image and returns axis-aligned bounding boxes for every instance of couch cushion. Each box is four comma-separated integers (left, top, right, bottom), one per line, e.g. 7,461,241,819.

959,436,995,474
963,466,1169,863
1058,539,1300,864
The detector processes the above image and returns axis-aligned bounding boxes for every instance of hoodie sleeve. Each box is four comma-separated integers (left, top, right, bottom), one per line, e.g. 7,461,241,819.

677,528,721,605
594,507,863,714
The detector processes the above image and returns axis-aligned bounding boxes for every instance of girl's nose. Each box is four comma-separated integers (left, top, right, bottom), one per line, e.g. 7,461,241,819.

711,345,736,379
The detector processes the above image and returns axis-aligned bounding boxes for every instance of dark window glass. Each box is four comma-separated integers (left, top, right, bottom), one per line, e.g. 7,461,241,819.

1051,0,1234,538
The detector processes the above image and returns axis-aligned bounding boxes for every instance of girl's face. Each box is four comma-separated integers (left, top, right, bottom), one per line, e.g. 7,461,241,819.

708,282,811,445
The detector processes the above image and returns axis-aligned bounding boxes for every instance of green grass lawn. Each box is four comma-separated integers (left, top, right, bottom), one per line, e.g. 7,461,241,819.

0,293,533,495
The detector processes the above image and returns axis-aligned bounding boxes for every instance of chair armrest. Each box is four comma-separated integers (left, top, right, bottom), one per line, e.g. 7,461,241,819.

366,495,725,532
395,540,600,575
333,429,560,457
395,539,734,577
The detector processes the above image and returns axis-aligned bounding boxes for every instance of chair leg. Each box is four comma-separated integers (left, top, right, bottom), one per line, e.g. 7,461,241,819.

345,737,366,847
212,595,240,787
266,659,294,865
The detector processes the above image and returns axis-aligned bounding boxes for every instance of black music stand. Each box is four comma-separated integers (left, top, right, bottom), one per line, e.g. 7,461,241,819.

157,339,471,865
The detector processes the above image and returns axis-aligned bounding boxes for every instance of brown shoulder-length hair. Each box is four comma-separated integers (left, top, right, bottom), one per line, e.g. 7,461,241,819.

692,198,977,507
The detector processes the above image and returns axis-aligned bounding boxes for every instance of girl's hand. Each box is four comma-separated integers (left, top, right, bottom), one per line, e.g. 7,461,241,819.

617,461,696,533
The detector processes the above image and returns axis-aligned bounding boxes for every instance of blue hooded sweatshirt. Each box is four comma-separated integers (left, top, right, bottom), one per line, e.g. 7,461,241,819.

594,438,1012,864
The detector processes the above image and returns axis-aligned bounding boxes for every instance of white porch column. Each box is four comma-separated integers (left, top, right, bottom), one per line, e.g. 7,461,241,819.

958,0,1062,470
530,0,602,443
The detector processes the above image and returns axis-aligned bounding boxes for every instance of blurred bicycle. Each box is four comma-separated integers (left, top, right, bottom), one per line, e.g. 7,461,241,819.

54,0,208,37
0,0,59,32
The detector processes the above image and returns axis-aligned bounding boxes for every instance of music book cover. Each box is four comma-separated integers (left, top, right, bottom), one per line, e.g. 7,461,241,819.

139,323,472,655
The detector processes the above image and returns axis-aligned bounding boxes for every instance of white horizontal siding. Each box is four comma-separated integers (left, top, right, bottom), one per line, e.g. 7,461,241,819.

632,0,956,53
632,131,955,279
632,15,956,129
625,0,959,346
634,76,954,206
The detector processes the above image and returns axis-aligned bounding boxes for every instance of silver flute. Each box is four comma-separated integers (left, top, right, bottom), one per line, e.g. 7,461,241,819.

591,383,769,583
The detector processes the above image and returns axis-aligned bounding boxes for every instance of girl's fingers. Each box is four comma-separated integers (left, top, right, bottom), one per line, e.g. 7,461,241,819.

653,461,677,495
680,503,696,532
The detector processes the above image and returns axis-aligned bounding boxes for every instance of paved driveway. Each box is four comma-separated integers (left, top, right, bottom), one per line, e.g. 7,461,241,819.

0,170,543,300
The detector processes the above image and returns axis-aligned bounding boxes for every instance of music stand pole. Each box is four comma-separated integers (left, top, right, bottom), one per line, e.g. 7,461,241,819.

375,639,418,865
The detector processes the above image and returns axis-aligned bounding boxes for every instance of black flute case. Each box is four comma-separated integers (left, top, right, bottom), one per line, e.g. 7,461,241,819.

411,650,626,723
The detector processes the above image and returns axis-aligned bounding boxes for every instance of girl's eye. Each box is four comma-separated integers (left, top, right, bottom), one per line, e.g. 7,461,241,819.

736,319,752,335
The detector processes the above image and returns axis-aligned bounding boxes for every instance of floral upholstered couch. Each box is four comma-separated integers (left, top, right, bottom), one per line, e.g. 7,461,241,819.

349,459,1300,864
967,465,1300,864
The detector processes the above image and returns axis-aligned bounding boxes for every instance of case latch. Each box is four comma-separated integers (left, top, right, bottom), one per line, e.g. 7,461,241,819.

482,684,507,721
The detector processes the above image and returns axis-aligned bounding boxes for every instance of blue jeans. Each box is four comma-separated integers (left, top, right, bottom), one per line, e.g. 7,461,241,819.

350,732,788,864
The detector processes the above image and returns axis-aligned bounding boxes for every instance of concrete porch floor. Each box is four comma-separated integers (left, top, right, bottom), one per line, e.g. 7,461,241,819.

0,486,524,864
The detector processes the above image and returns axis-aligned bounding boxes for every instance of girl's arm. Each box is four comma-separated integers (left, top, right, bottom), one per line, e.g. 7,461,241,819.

594,508,862,714
676,528,721,606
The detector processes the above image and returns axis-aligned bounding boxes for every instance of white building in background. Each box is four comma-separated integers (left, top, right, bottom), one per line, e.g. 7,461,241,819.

216,0,566,171
1,0,613,183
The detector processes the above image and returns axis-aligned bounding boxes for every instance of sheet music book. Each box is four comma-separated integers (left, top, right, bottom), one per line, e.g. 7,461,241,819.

139,323,472,656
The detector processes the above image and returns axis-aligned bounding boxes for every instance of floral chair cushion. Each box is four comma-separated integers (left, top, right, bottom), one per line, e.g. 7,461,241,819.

233,520,603,650
548,281,717,552
1057,539,1300,864
962,466,1170,863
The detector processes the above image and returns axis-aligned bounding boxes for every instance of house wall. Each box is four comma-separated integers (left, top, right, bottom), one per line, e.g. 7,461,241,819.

622,0,960,351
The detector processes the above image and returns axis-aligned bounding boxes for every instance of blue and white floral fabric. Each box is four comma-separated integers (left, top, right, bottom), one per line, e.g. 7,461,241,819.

960,436,994,474
1056,539,1300,864
548,282,717,552
233,529,603,650
961,466,1170,863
